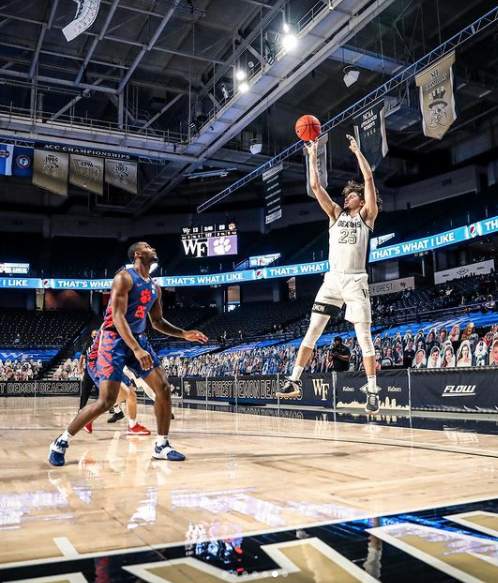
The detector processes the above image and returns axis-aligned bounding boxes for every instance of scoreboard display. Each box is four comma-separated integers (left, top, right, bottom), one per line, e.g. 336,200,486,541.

181,222,238,258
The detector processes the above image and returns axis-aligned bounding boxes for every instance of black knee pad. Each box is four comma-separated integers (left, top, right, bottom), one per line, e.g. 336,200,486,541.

312,302,341,317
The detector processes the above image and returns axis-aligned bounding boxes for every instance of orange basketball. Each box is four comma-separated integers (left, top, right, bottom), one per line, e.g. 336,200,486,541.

295,115,321,142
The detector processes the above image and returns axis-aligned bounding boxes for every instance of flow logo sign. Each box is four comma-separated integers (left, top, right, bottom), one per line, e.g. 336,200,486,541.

442,385,476,397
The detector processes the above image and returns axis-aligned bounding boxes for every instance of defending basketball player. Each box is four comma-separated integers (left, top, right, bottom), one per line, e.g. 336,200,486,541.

78,329,145,435
276,135,382,414
49,242,208,466
81,329,151,436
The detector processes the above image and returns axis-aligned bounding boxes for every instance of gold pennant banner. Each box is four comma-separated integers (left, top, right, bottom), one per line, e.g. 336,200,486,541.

415,51,457,140
105,159,138,194
70,154,104,196
33,150,69,196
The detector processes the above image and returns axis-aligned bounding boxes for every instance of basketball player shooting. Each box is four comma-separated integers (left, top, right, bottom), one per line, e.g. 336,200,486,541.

276,135,383,414
49,242,208,466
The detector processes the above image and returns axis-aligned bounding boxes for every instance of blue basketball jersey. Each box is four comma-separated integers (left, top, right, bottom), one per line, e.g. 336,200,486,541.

103,268,157,334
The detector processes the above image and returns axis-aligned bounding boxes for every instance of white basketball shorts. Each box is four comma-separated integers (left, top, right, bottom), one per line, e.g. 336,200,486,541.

314,271,371,324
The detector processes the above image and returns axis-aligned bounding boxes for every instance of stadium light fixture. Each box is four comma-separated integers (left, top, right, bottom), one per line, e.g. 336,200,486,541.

343,65,360,87
238,81,250,93
235,69,247,81
281,23,298,52
250,139,263,155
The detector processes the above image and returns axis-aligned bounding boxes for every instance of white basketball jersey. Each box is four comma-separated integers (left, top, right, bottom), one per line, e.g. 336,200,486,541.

328,211,371,273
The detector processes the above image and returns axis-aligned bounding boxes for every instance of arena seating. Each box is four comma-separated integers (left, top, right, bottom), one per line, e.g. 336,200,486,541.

198,298,313,341
7,270,491,381
147,306,217,344
49,238,113,278
162,316,498,377
0,309,91,348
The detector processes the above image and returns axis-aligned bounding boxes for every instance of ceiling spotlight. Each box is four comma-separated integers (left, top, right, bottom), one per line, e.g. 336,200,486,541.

343,65,360,87
235,69,247,81
281,25,298,51
238,81,249,93
249,139,262,155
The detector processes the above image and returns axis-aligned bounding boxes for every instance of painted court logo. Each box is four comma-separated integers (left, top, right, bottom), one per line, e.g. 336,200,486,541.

442,385,476,397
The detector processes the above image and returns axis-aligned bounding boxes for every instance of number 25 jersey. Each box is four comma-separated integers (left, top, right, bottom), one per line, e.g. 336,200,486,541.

328,211,372,274
102,268,157,334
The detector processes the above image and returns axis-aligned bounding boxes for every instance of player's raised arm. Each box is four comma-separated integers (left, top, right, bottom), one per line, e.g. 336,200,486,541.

347,134,379,227
111,270,153,370
149,286,208,344
304,140,342,221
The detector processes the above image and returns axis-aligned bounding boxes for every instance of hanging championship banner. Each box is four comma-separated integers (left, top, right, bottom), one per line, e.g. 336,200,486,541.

12,146,34,177
63,0,101,42
353,100,388,171
0,144,14,176
33,150,69,196
105,159,138,194
303,134,328,199
415,51,457,140
70,154,104,195
262,162,283,225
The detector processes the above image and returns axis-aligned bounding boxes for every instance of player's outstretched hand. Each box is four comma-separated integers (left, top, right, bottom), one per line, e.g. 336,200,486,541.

346,134,359,154
184,330,208,344
304,139,318,157
134,347,154,370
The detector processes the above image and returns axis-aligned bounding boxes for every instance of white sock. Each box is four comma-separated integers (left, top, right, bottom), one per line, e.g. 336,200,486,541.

61,430,73,442
156,435,169,447
367,375,378,393
290,365,304,381
128,418,137,429
114,404,122,413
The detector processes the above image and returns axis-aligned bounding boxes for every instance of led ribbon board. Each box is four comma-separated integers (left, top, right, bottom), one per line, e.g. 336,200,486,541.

0,261,330,290
369,216,498,263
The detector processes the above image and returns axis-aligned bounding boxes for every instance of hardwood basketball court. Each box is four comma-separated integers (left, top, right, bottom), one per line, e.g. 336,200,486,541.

2,397,498,582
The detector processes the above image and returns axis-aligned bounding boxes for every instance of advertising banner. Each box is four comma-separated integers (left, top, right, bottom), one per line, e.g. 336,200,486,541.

411,369,498,412
434,259,495,285
179,374,331,406
369,276,416,297
336,370,409,410
369,214,498,263
0,381,80,397
0,260,330,290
